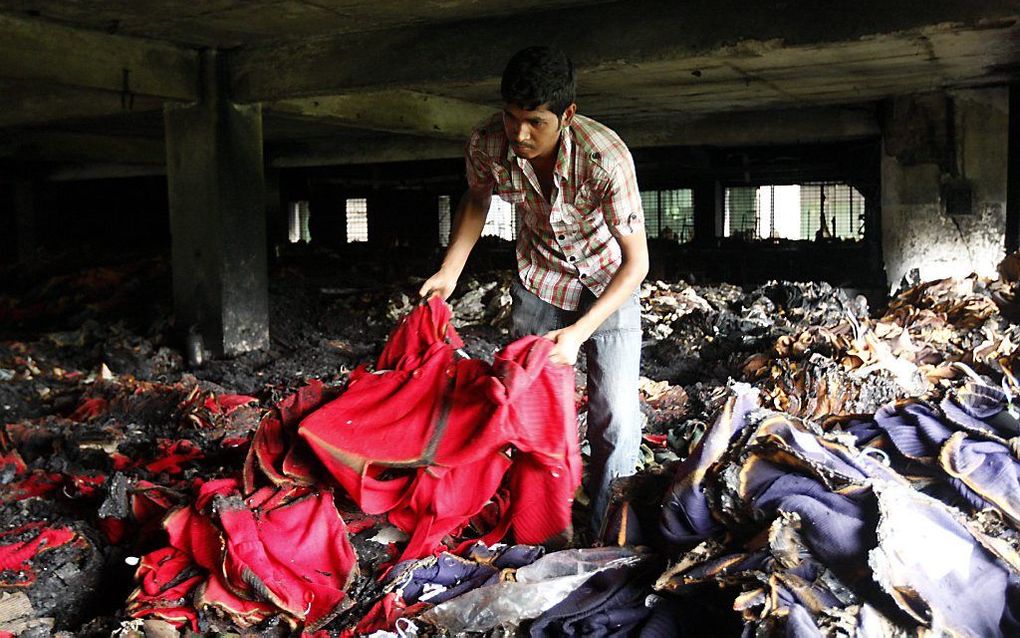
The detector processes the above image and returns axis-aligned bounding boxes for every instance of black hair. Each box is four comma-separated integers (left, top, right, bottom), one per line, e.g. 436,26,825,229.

500,46,576,117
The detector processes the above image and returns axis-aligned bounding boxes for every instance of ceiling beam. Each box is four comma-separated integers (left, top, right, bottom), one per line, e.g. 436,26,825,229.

46,164,168,181
0,87,163,128
266,91,495,140
269,136,464,167
268,104,879,168
0,13,198,100
231,0,1020,102
0,132,164,165
616,105,880,148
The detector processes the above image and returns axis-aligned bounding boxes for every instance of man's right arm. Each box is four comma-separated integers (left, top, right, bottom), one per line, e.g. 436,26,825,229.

419,187,492,299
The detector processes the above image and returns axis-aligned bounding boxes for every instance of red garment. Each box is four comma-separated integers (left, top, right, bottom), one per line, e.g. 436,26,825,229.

128,480,357,631
146,439,203,475
0,432,61,503
203,393,258,415
69,397,108,422
0,523,78,586
243,381,331,493
349,592,427,636
298,297,580,560
100,480,180,545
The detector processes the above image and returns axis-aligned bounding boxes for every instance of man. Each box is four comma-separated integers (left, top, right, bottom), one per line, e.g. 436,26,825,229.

420,46,648,535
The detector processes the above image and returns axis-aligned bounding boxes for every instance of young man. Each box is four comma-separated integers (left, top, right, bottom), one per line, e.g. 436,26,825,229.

420,46,648,534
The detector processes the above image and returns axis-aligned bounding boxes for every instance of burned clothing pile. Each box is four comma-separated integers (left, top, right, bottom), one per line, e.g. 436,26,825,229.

7,258,1020,635
659,385,1020,636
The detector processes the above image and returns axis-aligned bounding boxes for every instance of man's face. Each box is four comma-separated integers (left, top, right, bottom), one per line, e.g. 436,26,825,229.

502,102,575,161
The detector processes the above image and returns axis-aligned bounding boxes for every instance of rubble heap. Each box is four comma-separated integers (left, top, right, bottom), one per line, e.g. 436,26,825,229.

3,253,1020,635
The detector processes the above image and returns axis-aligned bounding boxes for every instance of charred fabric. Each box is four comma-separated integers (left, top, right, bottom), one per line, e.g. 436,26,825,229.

4,256,1020,636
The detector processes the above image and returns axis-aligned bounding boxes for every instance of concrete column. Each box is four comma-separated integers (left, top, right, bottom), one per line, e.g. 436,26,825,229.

691,178,718,246
13,181,36,262
880,89,1008,290
164,50,269,356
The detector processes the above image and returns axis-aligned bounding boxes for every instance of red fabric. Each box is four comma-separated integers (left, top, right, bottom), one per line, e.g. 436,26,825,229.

243,381,330,494
218,486,356,628
0,471,62,504
298,297,580,560
69,397,108,421
129,479,356,631
0,523,77,586
643,433,668,447
146,439,203,475
101,481,179,545
203,394,258,415
0,448,27,475
353,592,428,635
0,432,62,504
68,472,106,498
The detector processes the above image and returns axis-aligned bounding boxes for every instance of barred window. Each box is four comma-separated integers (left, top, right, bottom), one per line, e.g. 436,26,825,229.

438,195,452,247
799,183,866,240
345,198,368,243
641,189,694,241
723,184,865,241
482,197,515,241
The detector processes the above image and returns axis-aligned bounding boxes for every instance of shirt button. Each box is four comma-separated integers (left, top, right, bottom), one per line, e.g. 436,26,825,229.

557,235,565,241
569,256,577,262
579,273,587,279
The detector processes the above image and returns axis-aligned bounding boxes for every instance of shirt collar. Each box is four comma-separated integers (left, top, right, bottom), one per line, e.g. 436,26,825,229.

505,124,574,180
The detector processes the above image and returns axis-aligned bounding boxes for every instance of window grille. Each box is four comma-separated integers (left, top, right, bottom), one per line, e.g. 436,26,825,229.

287,201,311,243
799,183,866,240
640,189,694,241
345,198,368,243
723,183,865,241
438,195,452,247
482,197,515,241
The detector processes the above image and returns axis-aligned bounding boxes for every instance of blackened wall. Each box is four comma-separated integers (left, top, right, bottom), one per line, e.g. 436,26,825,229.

35,176,170,256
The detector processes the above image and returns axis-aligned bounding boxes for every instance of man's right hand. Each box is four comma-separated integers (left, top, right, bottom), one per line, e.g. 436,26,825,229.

419,269,458,300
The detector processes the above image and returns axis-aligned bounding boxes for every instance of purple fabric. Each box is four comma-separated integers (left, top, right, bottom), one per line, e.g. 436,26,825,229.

660,387,760,546
850,383,1020,525
528,558,660,637
942,380,1019,437
872,401,954,461
492,544,545,569
398,553,498,604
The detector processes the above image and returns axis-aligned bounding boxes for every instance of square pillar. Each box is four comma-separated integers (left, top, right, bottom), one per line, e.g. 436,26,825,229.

164,50,269,356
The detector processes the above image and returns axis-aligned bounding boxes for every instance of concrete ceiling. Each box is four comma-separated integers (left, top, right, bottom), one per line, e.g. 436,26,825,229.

0,0,1018,175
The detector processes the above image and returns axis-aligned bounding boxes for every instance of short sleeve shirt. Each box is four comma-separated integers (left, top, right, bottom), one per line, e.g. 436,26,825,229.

465,113,644,311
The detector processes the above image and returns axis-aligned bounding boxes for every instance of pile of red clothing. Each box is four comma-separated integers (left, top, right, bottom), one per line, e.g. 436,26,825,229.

295,296,581,560
130,297,581,630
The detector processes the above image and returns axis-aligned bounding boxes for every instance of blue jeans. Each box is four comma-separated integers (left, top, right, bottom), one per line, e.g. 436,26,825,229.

509,279,642,533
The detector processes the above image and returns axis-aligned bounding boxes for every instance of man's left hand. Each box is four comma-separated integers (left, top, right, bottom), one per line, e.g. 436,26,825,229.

543,326,585,366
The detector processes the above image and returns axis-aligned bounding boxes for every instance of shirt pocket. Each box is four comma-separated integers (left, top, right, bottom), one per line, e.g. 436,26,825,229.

572,178,604,214
565,180,604,231
492,165,526,204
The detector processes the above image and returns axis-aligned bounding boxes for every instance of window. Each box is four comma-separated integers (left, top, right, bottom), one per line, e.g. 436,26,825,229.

641,189,694,241
800,183,866,240
438,195,452,247
723,183,865,241
287,201,311,244
482,197,516,241
345,198,368,243
438,195,516,245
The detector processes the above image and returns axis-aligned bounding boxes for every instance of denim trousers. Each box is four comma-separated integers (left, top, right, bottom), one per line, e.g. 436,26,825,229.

509,278,642,533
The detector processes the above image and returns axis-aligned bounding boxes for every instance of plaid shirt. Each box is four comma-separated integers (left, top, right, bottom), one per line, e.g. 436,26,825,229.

465,113,644,311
